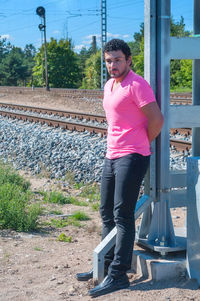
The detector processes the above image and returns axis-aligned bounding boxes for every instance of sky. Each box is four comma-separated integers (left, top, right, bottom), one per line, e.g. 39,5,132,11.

0,0,194,52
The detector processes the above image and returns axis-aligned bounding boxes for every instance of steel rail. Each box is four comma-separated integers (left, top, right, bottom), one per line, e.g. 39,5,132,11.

0,102,106,123
0,103,192,151
0,110,107,137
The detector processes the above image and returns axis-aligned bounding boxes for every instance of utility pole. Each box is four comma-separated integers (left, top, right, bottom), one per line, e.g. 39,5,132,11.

101,0,107,89
36,6,50,91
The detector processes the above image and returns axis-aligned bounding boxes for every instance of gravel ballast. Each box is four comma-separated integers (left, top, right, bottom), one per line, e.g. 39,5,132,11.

0,115,189,183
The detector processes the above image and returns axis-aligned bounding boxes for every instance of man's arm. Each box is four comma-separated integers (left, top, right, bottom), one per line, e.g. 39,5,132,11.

140,101,164,143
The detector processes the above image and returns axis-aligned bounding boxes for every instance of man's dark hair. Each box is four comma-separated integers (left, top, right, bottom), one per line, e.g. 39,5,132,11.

103,39,131,60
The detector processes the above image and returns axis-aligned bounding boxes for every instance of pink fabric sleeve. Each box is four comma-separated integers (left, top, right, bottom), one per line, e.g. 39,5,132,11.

131,77,156,108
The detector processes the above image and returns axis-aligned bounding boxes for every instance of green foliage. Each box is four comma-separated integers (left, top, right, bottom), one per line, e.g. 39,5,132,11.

79,183,100,202
73,181,84,189
132,37,144,77
57,233,72,242
49,209,63,215
0,183,41,232
71,211,90,221
0,47,29,86
91,202,100,211
34,246,43,251
128,23,144,57
33,38,81,88
40,190,84,205
81,50,101,89
130,17,192,91
50,218,67,228
0,162,30,192
170,16,190,37
0,162,41,232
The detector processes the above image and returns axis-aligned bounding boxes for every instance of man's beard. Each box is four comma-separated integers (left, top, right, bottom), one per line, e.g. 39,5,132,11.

109,68,127,79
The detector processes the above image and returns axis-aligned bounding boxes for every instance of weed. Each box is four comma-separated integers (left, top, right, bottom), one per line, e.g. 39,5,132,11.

64,171,75,185
40,191,80,205
50,218,67,228
66,219,81,227
91,202,100,211
0,161,30,192
72,199,88,206
79,183,100,202
49,209,63,215
74,181,84,189
57,233,72,242
0,183,41,232
34,246,42,251
40,190,87,206
71,211,90,221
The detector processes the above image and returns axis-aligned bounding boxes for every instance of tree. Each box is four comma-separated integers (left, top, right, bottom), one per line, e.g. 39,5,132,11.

23,44,36,86
77,37,99,86
32,38,81,88
0,46,28,86
170,16,191,90
130,17,192,91
128,23,144,57
81,50,101,89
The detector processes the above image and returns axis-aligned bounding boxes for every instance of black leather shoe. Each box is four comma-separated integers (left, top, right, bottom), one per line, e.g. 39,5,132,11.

76,269,93,281
88,274,129,297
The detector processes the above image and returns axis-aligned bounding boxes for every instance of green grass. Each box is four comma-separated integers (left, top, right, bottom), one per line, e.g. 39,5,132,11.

91,202,100,211
170,87,192,93
48,209,63,215
79,183,100,202
57,233,72,242
34,246,43,251
73,181,85,189
50,218,67,228
0,162,30,192
48,211,90,229
0,162,41,232
71,211,90,221
39,190,88,206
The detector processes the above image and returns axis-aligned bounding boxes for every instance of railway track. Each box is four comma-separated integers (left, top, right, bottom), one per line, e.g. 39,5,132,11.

0,102,192,152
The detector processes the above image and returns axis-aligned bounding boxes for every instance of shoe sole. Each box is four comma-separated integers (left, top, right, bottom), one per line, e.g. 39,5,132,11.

76,276,93,281
89,282,130,297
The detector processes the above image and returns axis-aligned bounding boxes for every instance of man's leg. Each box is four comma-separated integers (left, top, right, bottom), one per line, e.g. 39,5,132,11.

100,158,115,272
108,153,150,278
76,158,115,281
89,154,150,297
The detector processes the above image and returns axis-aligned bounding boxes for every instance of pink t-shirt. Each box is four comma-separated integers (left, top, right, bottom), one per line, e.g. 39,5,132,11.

103,70,156,159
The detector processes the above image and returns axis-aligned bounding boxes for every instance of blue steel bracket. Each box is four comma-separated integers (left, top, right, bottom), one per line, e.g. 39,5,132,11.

93,195,153,283
137,199,186,256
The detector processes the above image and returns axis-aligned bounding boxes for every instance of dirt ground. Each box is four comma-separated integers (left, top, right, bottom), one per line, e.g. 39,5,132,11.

0,92,200,300
0,172,199,301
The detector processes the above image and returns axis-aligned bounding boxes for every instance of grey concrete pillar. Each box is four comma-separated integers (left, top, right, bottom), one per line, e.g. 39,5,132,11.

187,157,200,284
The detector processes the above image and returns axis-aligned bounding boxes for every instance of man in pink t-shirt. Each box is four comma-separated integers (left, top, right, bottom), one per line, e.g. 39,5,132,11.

77,39,164,297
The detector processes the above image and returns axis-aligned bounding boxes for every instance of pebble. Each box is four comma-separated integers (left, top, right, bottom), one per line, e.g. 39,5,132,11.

0,116,106,183
0,115,189,183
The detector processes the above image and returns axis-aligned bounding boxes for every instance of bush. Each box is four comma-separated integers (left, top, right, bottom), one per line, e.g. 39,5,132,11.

0,162,30,191
0,183,41,232
0,162,41,232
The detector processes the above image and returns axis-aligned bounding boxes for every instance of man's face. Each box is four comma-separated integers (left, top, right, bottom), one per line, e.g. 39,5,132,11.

104,50,131,79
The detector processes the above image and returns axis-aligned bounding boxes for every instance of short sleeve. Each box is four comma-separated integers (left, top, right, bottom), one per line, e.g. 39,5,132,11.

131,76,156,108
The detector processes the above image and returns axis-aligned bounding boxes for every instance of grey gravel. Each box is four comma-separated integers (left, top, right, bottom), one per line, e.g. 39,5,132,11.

0,115,190,183
0,116,106,182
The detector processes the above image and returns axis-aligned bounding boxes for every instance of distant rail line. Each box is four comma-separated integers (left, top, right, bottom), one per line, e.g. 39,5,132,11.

0,101,192,152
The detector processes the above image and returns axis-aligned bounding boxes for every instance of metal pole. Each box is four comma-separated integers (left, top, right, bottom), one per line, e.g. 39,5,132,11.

101,0,107,89
43,14,49,91
192,0,200,156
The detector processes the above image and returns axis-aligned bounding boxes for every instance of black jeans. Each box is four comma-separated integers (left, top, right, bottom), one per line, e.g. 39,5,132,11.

100,153,150,279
